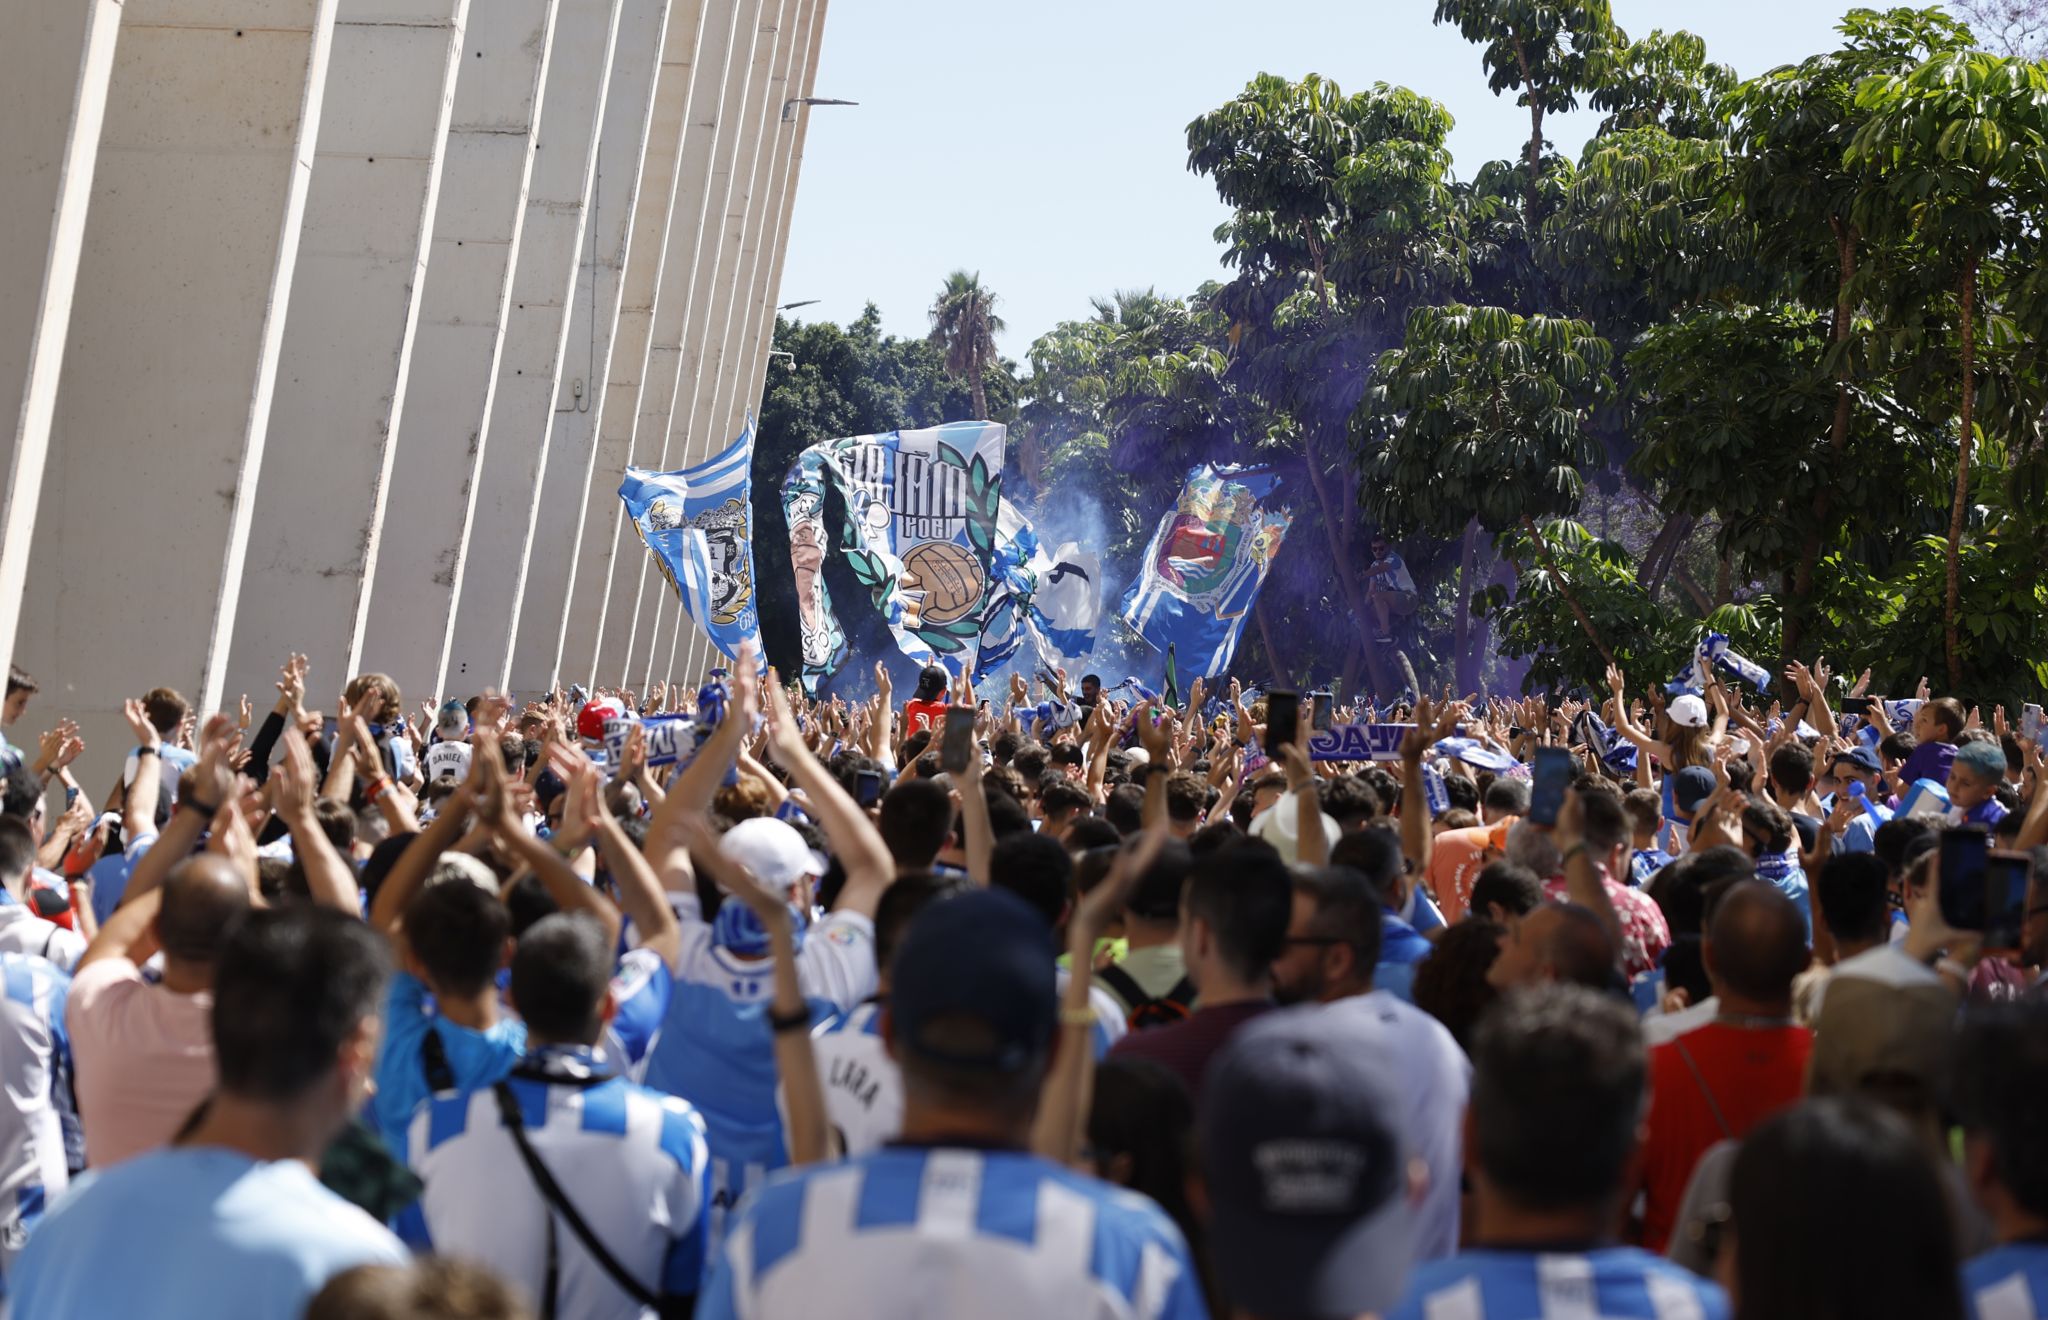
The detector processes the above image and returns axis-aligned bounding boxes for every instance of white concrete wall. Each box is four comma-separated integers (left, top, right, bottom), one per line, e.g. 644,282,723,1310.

0,0,123,693
443,0,625,693
587,0,750,688
677,0,824,683
358,0,559,705
19,0,340,784
507,0,678,696
619,0,772,692
227,0,471,707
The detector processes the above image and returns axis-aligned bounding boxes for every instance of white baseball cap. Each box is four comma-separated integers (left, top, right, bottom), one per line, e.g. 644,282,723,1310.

1668,693,1710,729
718,817,827,892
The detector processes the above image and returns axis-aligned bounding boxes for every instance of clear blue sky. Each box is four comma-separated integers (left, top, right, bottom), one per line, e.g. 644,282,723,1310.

778,0,1873,356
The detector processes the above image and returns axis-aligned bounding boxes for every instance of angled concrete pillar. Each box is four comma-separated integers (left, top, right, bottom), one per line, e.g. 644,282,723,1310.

586,0,752,688
358,0,559,705
674,0,820,683
226,0,471,706
505,0,680,697
557,1,717,691
18,0,339,782
622,0,775,692
443,0,625,694
0,0,122,692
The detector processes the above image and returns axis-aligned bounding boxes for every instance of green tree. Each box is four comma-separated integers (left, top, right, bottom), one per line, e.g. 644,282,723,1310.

1367,303,1617,665
1588,28,1736,139
1849,50,2048,685
1432,0,1619,215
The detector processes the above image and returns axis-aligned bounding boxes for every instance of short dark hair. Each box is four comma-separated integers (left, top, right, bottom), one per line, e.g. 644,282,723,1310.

1577,787,1627,853
874,872,972,979
984,786,1033,839
1125,838,1194,922
212,907,391,1103
1874,816,1937,881
1483,777,1530,818
1162,772,1207,824
1741,796,1794,854
0,763,42,822
1816,852,1891,947
0,815,34,884
1470,860,1543,920
5,666,36,699
1182,839,1291,982
1291,864,1383,974
1327,827,1403,904
1440,770,1477,814
1321,775,1382,828
988,833,1075,931
510,914,612,1044
142,687,190,737
404,879,511,997
1953,1000,2048,1221
1769,743,1813,797
1729,1098,1963,1320
1103,783,1145,835
1925,698,1966,741
308,1258,528,1320
1064,816,1122,852
1623,788,1661,834
877,779,953,869
1471,984,1645,1212
1039,780,1091,821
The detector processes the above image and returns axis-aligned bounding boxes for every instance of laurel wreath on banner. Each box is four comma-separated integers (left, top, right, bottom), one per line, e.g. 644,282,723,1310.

894,443,1005,656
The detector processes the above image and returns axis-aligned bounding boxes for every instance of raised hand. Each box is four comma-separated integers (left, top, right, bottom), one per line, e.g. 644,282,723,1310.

276,653,310,712
123,698,161,751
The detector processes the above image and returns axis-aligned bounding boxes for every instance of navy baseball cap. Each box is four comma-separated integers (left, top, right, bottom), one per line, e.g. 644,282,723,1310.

888,887,1055,1073
1829,744,1882,775
1201,1005,1414,1319
1672,766,1718,814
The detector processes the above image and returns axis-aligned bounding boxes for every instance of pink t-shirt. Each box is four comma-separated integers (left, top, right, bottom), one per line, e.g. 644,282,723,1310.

66,959,215,1167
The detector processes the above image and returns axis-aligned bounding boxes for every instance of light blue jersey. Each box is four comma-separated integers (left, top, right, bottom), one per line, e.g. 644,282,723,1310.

370,970,525,1147
9,1148,404,1320
409,1046,712,1313
701,1145,1207,1320
641,909,876,1248
1390,1247,1729,1320
1965,1242,2048,1320
0,956,71,1300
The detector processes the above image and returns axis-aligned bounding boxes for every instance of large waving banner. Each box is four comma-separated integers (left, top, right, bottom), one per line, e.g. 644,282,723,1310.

619,415,760,660
974,498,1102,679
781,421,1005,692
1119,463,1292,679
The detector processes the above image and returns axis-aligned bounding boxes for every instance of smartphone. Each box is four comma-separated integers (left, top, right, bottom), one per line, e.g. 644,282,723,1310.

940,705,977,774
854,768,883,808
1984,851,2035,950
1310,690,1334,733
2025,703,2044,743
1530,746,1573,827
1938,826,1991,932
1266,690,1300,751
1840,696,1875,716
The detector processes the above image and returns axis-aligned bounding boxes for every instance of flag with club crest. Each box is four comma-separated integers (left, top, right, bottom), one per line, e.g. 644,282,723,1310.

973,498,1102,679
1119,463,1292,680
618,414,760,661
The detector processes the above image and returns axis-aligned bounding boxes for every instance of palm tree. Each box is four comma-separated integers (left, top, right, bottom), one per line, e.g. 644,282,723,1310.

930,270,1023,479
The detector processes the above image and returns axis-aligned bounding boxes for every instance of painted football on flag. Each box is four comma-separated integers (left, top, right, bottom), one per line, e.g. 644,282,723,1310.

903,540,985,625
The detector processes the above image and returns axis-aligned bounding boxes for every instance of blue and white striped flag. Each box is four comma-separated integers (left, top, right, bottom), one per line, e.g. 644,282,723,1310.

619,415,761,661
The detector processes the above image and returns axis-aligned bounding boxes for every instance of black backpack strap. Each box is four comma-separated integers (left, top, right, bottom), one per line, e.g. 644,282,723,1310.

1096,963,1151,1012
493,1082,660,1316
1160,976,1197,1009
420,1023,456,1094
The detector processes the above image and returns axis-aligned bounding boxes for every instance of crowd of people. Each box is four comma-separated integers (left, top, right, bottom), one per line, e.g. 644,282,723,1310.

0,643,2041,1319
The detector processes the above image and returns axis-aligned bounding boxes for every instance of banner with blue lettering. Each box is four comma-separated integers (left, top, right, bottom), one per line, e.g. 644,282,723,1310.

618,415,760,661
974,498,1101,679
1119,463,1292,679
1308,724,1419,763
781,422,1006,692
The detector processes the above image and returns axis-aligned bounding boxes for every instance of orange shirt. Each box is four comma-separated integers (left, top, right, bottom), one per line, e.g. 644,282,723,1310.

1426,819,1513,923
1639,1020,1812,1252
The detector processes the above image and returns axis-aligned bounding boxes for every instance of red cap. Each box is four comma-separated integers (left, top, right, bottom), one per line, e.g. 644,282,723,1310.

577,699,623,741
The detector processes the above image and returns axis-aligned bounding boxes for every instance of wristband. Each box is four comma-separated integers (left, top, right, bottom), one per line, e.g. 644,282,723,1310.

1059,1007,1098,1028
178,796,220,818
767,1004,811,1034
1561,841,1589,865
135,745,160,759
364,776,388,804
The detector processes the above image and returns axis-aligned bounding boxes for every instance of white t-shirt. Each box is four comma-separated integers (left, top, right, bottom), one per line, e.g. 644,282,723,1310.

781,1001,900,1159
0,953,71,1280
422,740,472,784
0,901,84,973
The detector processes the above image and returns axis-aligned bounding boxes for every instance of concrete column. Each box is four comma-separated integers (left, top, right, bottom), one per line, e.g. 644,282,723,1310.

558,2,719,691
443,0,625,694
674,0,820,683
0,0,122,690
225,0,471,706
505,0,679,696
358,0,559,705
587,0,753,688
624,0,777,693
18,0,340,782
